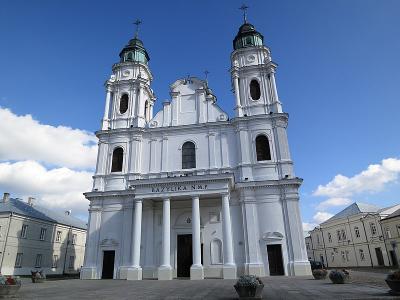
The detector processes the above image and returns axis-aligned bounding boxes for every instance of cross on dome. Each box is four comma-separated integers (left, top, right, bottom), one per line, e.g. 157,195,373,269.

133,19,142,38
239,4,249,24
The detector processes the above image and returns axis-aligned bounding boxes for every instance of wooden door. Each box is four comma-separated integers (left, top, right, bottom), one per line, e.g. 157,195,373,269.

101,250,115,279
177,234,193,277
267,244,284,275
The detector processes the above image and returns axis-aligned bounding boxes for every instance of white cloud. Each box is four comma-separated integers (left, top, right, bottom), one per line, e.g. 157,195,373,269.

0,107,97,169
303,222,317,232
313,211,333,223
314,158,400,198
316,197,352,211
0,160,92,217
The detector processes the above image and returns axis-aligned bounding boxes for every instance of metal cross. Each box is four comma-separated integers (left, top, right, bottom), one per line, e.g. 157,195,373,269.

239,4,249,23
204,70,209,84
133,19,142,38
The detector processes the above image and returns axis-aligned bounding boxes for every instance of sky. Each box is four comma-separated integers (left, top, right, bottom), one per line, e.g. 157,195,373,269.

0,0,399,232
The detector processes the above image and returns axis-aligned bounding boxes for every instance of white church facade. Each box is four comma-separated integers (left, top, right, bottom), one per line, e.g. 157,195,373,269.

80,19,311,280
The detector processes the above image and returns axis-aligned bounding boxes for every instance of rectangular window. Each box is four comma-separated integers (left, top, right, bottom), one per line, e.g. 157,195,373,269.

386,227,392,239
20,225,28,238
355,226,360,238
397,225,400,237
341,229,347,241
331,252,335,262
328,232,332,243
337,230,341,241
39,228,47,241
15,253,23,267
56,231,62,242
345,250,349,261
341,251,346,262
359,249,365,261
317,235,320,245
69,256,75,269
370,223,377,235
35,254,42,268
52,255,59,268
72,234,77,245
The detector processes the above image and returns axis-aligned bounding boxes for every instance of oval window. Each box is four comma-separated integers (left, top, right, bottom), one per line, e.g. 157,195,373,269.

119,94,129,114
250,80,261,100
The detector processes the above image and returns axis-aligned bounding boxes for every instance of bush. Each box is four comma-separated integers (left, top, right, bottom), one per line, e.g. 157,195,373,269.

387,270,400,281
235,275,263,289
329,269,350,284
312,269,327,280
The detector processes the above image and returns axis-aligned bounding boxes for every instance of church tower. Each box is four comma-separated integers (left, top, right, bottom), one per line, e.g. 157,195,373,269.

102,23,155,130
231,20,282,117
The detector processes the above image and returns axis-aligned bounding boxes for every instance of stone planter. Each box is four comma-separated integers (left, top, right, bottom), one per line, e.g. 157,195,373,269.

31,270,46,283
312,269,327,280
234,284,264,299
234,275,264,299
329,270,350,284
0,284,21,297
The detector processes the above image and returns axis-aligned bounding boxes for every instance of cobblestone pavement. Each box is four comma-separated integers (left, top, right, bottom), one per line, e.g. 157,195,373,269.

12,271,400,300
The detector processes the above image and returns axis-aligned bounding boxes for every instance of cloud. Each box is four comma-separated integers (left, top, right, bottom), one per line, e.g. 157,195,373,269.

314,158,400,198
0,160,92,217
316,197,352,211
303,222,317,232
0,107,97,169
313,211,333,223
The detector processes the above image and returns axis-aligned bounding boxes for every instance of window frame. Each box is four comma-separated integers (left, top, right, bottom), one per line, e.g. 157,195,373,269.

249,79,261,100
52,255,59,268
119,94,129,114
39,228,47,241
255,134,272,161
20,225,28,239
15,253,23,268
111,147,124,173
56,231,62,242
181,141,196,170
35,254,42,268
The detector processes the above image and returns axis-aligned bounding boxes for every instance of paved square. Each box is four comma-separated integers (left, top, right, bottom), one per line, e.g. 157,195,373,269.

13,271,399,300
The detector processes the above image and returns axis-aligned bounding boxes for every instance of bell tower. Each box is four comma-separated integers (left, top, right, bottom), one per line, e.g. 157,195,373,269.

102,20,156,130
230,10,282,118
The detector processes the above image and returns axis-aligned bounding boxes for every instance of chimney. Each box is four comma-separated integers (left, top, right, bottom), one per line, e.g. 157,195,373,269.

28,197,35,206
2,193,10,203
65,210,71,216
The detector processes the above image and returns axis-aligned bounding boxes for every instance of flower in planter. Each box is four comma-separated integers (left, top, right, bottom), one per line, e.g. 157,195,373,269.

234,275,264,299
312,269,328,280
329,269,350,284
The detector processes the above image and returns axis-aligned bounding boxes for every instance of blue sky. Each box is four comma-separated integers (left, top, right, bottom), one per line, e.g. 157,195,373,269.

0,0,399,229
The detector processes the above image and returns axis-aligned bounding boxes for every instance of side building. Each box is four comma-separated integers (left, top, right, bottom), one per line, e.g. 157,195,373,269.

306,202,400,268
0,193,87,276
381,208,400,267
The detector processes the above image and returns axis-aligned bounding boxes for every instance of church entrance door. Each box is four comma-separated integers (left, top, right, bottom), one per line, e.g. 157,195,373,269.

177,234,193,277
267,244,284,275
101,250,115,279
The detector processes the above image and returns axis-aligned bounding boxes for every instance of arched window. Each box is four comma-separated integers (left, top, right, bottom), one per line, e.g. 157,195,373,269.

250,80,261,100
119,94,129,114
255,135,271,161
127,52,133,61
111,147,123,172
210,239,223,264
182,141,196,169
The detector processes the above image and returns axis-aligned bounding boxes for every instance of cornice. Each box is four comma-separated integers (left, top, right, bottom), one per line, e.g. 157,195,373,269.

235,177,303,190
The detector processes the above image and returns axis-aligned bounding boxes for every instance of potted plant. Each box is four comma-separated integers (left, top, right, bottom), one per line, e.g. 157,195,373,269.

329,269,350,284
234,275,264,299
312,268,328,280
31,270,46,283
385,270,400,295
0,274,21,296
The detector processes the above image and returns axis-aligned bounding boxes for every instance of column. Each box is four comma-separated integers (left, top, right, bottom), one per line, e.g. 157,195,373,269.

158,198,173,280
221,193,237,279
101,87,112,130
190,196,204,280
269,71,279,102
80,207,101,279
127,199,143,280
233,75,242,117
118,201,134,279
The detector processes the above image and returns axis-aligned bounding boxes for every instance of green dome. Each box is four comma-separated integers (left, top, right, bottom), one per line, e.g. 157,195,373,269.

233,23,264,50
119,37,150,64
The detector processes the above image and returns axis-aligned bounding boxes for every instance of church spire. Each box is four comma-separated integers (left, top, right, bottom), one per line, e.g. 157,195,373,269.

239,4,249,24
119,19,150,64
